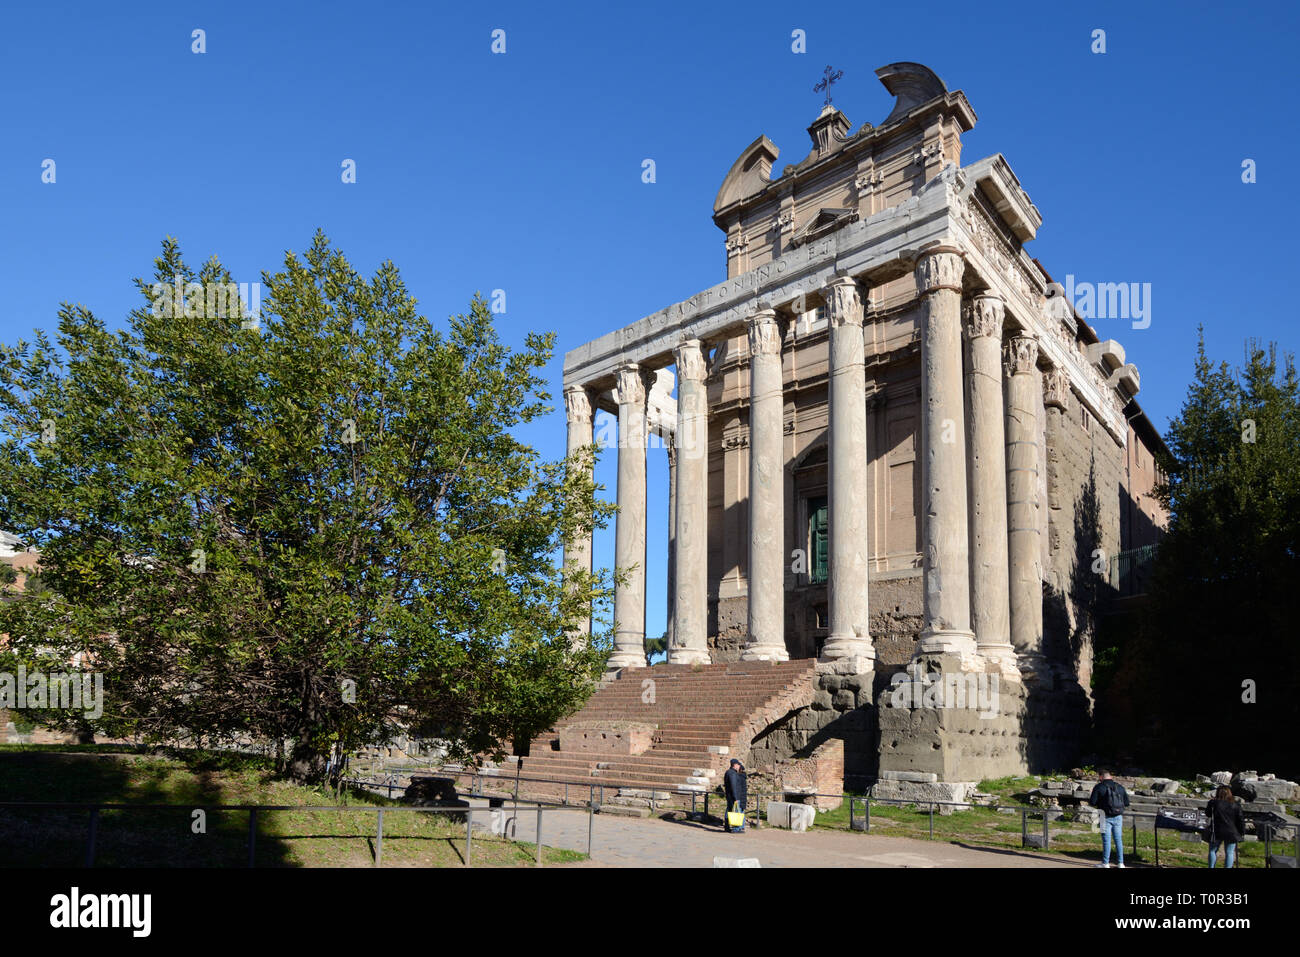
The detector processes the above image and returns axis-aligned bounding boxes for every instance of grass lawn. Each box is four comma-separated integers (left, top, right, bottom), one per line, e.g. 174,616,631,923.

0,745,586,868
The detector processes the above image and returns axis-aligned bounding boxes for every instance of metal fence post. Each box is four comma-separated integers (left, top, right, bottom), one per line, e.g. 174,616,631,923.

85,808,98,868
1132,815,1138,862
465,810,473,866
588,800,594,858
849,797,855,832
247,808,257,868
1021,808,1027,848
375,809,384,867
536,806,544,866
865,797,870,833
929,802,934,839
1043,809,1050,849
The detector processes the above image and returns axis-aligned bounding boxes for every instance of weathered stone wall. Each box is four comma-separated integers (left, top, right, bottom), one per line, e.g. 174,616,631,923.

1043,386,1124,691
746,671,878,783
773,738,844,809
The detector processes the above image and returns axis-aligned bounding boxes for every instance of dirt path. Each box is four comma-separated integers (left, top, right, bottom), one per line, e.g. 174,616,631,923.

510,807,1095,868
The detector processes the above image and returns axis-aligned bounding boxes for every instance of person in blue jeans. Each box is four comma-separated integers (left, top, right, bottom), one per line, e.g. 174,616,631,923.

1088,770,1130,868
1206,786,1245,868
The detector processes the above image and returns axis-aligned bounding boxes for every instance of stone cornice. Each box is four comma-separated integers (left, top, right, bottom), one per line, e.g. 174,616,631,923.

564,171,955,389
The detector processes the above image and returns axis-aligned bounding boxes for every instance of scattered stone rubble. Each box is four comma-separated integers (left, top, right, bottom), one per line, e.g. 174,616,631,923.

1027,770,1298,831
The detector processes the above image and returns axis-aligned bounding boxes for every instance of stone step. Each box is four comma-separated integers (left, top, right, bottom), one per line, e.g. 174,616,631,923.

493,659,818,797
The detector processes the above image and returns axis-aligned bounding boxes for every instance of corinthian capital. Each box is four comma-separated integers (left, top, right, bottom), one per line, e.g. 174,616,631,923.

616,363,647,406
674,339,708,382
564,385,592,423
1042,368,1070,410
1003,336,1039,378
964,293,1005,341
915,249,965,295
746,309,782,357
824,276,864,328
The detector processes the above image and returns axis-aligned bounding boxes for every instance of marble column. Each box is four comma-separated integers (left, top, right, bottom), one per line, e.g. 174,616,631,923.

963,295,1017,676
821,276,876,667
1041,364,1069,598
562,384,595,642
1004,335,1044,663
666,445,677,653
742,309,789,661
610,363,649,671
915,248,978,661
670,339,711,664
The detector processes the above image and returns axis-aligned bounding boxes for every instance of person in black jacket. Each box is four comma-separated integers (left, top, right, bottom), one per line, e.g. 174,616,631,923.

1087,770,1130,868
1206,786,1246,868
723,759,747,833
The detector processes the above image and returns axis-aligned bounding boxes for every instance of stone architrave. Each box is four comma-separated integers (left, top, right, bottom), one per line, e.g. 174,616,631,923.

670,339,711,664
821,276,876,669
1004,336,1044,665
563,384,595,643
915,249,978,662
610,363,649,671
742,309,789,661
963,295,1018,677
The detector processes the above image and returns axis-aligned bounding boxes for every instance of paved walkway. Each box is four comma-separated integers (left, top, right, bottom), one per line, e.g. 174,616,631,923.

507,807,1090,868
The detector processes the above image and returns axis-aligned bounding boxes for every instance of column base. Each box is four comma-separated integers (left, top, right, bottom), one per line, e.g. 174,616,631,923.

667,648,711,665
917,628,977,656
740,644,789,662
821,633,877,663
977,642,1022,681
606,651,646,672
816,655,876,677
1015,652,1053,686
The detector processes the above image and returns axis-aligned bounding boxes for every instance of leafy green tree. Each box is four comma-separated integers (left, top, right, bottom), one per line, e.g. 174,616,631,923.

0,233,615,781
1116,331,1299,773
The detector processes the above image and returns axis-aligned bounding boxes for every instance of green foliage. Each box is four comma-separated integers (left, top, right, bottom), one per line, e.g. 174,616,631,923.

644,631,668,666
0,233,615,780
1117,330,1300,774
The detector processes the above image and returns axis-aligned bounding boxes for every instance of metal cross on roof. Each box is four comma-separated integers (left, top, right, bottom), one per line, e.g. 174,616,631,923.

813,65,844,107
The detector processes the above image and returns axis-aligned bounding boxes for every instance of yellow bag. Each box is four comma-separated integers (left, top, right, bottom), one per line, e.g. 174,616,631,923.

726,810,745,828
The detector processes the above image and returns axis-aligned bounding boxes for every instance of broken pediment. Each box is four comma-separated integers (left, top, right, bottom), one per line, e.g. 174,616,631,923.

875,62,950,125
790,207,859,248
714,136,780,215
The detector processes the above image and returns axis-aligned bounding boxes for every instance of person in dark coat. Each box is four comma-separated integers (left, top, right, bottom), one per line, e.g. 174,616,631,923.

1206,786,1246,868
723,759,747,833
1087,770,1130,868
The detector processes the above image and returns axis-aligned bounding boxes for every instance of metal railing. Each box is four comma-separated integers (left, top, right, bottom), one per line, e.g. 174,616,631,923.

406,767,1298,868
0,794,595,868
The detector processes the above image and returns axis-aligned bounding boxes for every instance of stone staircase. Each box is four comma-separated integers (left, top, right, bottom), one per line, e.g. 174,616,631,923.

461,659,818,804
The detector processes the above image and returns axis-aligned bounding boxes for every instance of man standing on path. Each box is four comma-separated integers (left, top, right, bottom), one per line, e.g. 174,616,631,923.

723,759,747,833
1088,770,1130,868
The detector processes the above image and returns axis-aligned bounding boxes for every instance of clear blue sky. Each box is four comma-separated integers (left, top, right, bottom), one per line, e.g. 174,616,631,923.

2,1,1296,643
